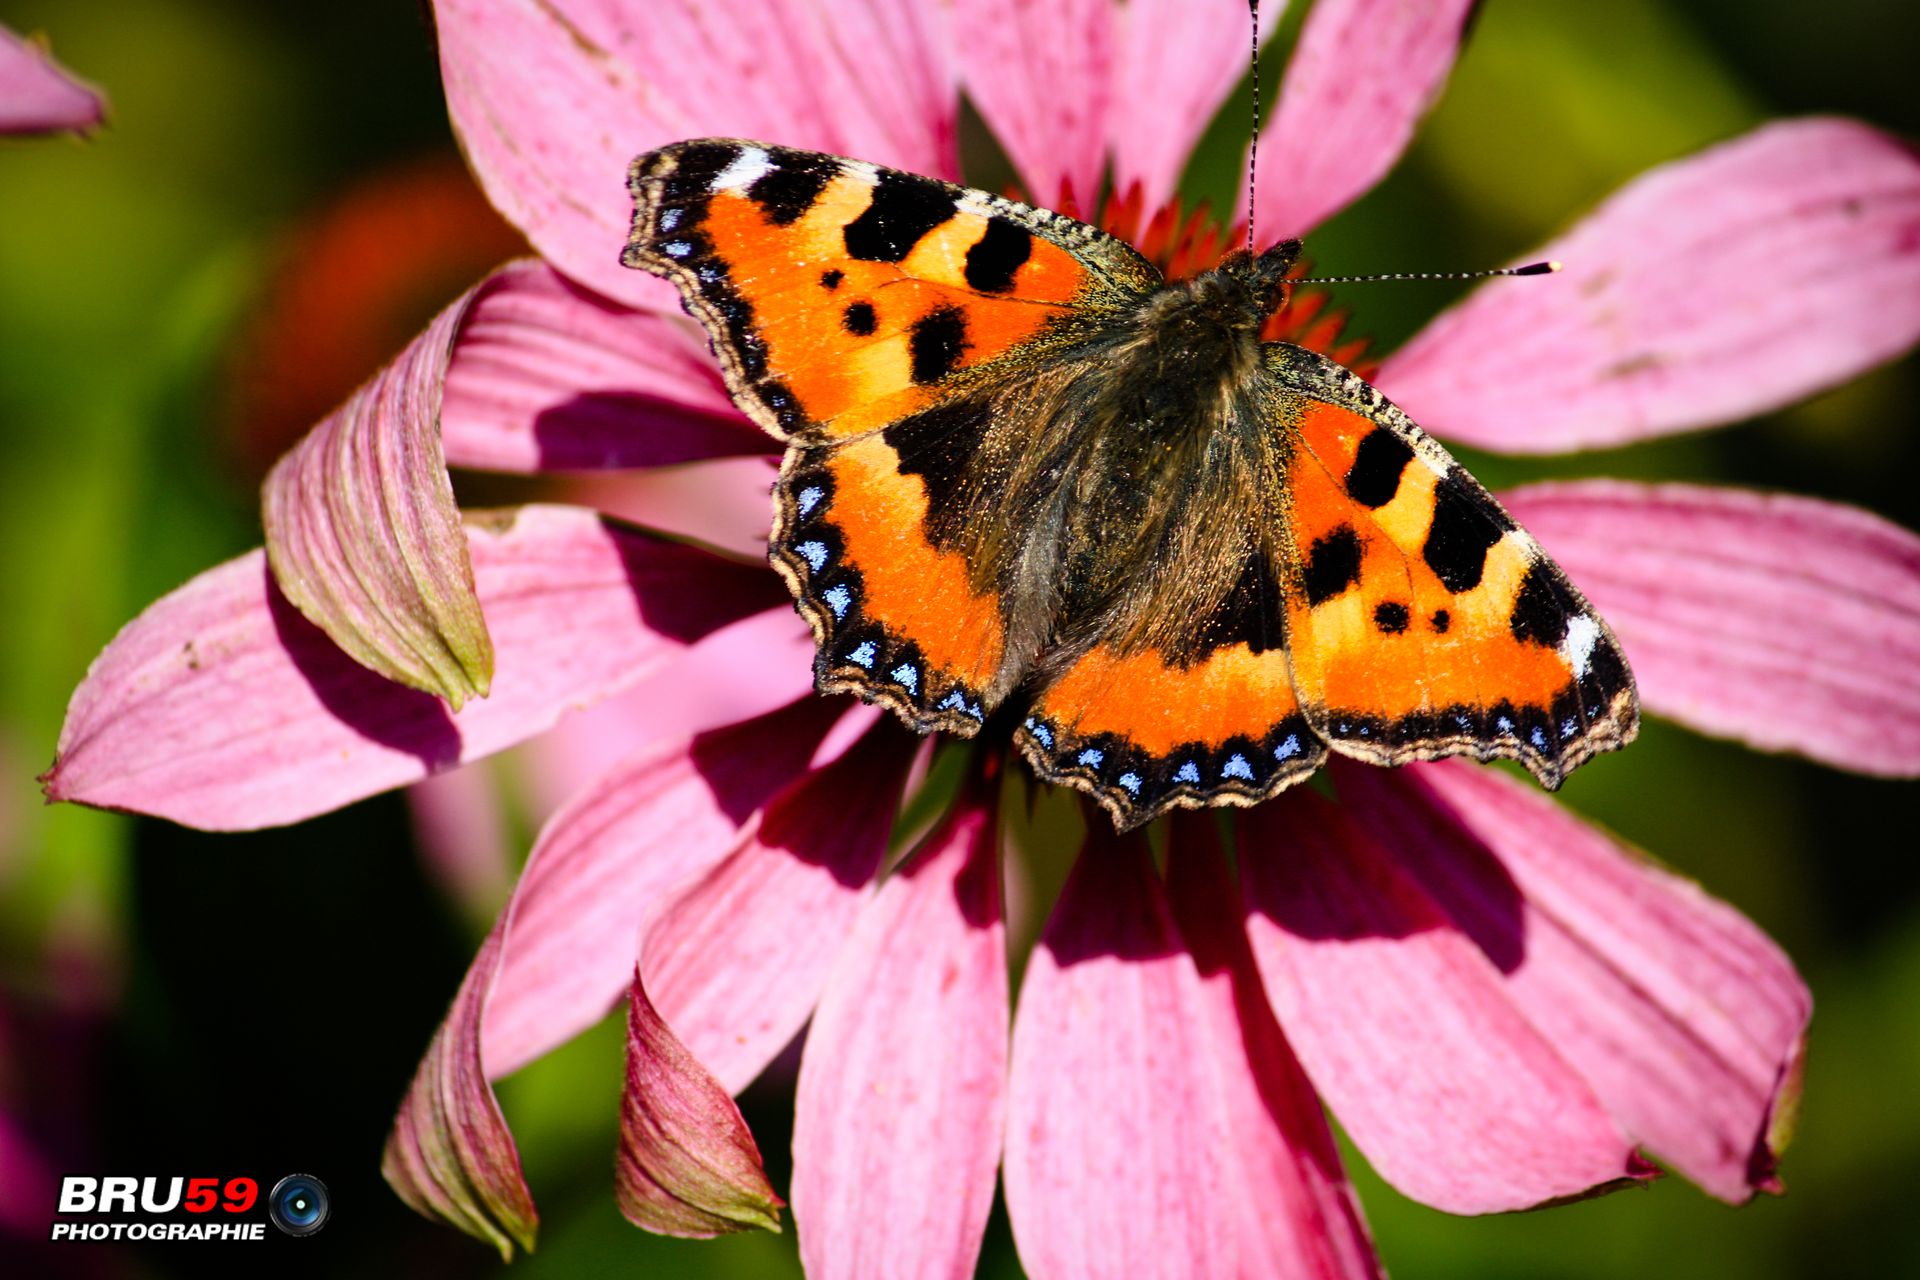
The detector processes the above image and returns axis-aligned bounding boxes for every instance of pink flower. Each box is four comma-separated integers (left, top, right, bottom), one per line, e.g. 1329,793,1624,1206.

43,0,1920,1275
0,25,104,137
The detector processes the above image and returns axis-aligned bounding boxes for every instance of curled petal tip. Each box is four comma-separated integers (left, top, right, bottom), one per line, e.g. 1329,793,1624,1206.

381,933,539,1259
262,281,497,709
1750,1031,1808,1197
616,972,784,1239
1517,1152,1662,1213
0,27,106,136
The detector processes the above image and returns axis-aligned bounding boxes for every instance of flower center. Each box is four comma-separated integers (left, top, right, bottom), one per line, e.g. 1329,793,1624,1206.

1046,182,1378,379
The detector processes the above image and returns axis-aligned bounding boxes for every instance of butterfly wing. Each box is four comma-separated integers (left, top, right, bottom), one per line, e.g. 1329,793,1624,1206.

1015,555,1329,830
624,140,1160,733
1267,343,1639,782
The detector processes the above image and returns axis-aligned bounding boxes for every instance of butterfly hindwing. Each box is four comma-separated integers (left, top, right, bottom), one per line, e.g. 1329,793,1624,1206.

1016,597,1329,831
773,428,1007,735
1266,343,1639,783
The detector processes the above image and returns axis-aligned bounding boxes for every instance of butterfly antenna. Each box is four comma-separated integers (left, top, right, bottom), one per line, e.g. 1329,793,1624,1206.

1247,0,1260,254
1293,261,1562,284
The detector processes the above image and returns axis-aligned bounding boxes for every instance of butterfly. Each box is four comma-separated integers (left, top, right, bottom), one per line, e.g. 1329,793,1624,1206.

621,140,1638,830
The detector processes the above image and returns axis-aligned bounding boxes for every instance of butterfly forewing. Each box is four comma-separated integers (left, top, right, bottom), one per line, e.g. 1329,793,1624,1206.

623,139,1158,735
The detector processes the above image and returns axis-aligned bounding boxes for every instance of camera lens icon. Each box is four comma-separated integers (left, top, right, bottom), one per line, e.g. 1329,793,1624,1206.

268,1174,331,1237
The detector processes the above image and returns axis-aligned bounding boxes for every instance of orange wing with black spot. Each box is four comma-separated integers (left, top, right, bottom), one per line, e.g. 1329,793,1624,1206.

623,140,1159,734
1267,344,1638,784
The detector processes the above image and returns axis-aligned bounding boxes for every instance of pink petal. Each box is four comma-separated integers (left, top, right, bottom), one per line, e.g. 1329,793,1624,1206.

47,506,786,829
481,698,842,1080
566,456,779,563
641,720,914,1095
792,788,1008,1280
406,762,513,917
1379,118,1920,451
1504,480,1920,775
1249,0,1475,238
1163,817,1384,1280
617,970,783,1237
516,603,816,822
950,0,1114,206
1239,789,1649,1215
1109,0,1282,214
1340,760,1811,1202
433,0,957,311
263,283,492,707
1004,825,1231,1280
438,261,769,473
0,27,104,135
383,928,538,1261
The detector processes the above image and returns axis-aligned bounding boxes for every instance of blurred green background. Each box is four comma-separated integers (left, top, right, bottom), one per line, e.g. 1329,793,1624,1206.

2,1,1915,1276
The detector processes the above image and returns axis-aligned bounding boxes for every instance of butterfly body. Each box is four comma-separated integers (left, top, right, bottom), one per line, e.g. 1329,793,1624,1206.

624,140,1637,828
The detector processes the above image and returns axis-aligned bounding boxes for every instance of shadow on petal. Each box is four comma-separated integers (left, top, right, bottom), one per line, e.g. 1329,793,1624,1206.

1245,783,1524,960
613,515,789,646
532,392,772,470
267,566,462,773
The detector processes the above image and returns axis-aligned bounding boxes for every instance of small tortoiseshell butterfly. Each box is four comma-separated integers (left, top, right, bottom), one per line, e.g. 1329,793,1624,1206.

622,140,1637,829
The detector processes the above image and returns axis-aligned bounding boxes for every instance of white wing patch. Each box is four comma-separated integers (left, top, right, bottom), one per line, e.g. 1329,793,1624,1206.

1561,613,1600,679
710,146,774,193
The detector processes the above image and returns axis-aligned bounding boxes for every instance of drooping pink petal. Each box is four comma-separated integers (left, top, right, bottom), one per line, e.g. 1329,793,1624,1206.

1163,816,1383,1280
1379,118,1920,451
1338,760,1811,1203
481,698,842,1080
617,969,783,1238
792,787,1007,1280
382,700,837,1254
1504,480,1920,775
1239,789,1650,1215
438,260,769,473
1108,0,1283,214
262,283,492,706
383,928,538,1262
1004,825,1231,1280
1248,0,1476,239
0,27,104,136
640,720,914,1095
406,761,513,917
46,506,786,830
433,0,957,311
950,0,1113,207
